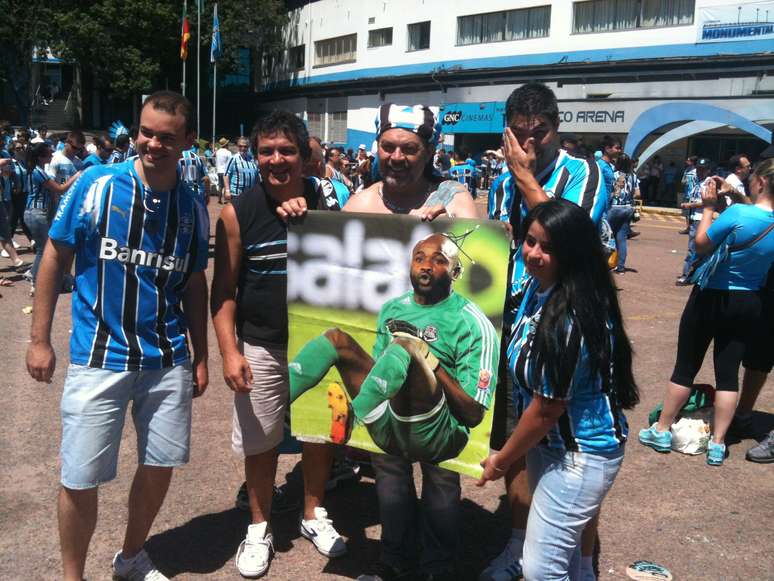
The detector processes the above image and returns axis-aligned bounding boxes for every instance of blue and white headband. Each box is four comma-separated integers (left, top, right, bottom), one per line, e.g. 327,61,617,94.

375,104,441,147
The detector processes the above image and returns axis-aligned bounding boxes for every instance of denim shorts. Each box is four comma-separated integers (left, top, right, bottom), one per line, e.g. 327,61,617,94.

60,362,193,490
523,445,624,581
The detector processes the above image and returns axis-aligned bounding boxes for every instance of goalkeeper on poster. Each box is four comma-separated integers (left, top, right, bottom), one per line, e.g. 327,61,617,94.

289,232,499,464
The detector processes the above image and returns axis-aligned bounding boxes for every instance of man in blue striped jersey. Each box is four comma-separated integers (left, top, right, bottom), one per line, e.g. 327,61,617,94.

179,146,210,205
26,91,209,581
108,134,131,164
224,136,259,201
482,82,607,581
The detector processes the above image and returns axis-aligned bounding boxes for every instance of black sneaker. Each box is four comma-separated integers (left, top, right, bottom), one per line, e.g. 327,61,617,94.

675,276,691,287
746,430,774,463
235,482,301,514
325,457,362,492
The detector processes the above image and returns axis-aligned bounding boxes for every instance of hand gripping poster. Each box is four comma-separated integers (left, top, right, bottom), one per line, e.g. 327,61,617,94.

287,211,509,478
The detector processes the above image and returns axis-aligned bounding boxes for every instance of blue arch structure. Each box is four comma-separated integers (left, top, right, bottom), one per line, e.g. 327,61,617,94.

624,102,772,158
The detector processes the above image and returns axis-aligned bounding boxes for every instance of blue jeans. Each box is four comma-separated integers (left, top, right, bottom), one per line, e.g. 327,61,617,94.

607,205,634,269
682,220,699,276
23,208,49,282
522,446,624,581
371,453,460,574
60,362,193,489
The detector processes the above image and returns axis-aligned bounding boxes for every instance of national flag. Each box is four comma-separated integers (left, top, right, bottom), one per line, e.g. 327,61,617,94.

210,3,222,63
180,1,191,61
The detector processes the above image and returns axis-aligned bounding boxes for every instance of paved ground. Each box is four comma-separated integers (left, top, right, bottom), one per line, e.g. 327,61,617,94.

0,202,772,581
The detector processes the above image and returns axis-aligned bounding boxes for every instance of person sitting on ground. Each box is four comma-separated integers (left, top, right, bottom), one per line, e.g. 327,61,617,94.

640,159,774,466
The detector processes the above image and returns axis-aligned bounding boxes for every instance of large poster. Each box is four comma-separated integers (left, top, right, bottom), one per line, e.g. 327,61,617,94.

288,212,509,478
696,1,774,43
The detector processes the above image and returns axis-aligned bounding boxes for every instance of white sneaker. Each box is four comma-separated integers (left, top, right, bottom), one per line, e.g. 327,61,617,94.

236,521,274,578
112,549,169,581
300,506,347,557
12,239,19,249
479,541,523,581
0,249,8,258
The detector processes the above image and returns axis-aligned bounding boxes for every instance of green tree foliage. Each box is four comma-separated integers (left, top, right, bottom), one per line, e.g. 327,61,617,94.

1,0,288,123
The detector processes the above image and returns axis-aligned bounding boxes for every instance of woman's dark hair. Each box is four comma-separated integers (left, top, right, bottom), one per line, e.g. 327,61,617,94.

26,141,51,172
251,110,311,161
615,153,633,174
521,199,639,409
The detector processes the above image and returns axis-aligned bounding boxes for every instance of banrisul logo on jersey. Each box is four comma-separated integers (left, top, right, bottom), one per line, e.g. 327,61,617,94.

287,212,509,479
99,237,190,272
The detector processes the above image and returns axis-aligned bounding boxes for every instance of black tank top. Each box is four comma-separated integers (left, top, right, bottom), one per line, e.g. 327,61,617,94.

232,179,331,346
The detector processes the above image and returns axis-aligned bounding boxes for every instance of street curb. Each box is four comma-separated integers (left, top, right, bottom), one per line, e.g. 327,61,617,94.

641,206,682,217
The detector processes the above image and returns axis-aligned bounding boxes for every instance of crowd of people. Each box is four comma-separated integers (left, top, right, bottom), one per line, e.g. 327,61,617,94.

2,80,770,581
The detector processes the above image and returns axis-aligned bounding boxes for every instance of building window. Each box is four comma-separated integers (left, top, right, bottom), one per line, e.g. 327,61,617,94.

407,21,431,51
314,33,357,67
288,45,305,70
572,0,694,34
457,6,551,45
329,111,347,143
368,27,393,48
307,112,323,139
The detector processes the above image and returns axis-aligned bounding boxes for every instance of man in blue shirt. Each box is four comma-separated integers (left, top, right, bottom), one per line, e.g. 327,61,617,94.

599,134,622,202
26,91,209,581
483,82,606,581
81,135,114,169
224,136,259,200
178,147,210,205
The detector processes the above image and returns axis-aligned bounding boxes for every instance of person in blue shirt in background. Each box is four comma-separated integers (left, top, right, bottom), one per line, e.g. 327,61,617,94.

449,151,478,198
640,159,774,466
81,135,113,169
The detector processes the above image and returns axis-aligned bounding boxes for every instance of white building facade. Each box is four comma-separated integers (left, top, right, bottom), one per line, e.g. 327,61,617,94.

258,0,774,168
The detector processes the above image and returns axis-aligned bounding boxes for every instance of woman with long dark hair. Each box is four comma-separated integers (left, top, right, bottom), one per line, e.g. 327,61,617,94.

640,159,774,465
608,154,640,274
24,142,79,292
478,198,638,580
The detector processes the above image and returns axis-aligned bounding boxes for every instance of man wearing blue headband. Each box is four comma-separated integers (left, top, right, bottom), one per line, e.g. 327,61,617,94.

343,104,477,220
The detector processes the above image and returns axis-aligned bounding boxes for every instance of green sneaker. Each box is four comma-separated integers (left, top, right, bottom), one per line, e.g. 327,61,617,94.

706,440,726,466
638,424,672,453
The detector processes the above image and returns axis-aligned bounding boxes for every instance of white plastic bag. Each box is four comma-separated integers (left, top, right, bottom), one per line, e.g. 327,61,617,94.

670,418,710,455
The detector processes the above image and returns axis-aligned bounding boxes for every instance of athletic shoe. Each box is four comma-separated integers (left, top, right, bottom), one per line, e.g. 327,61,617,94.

479,542,523,581
235,521,274,578
112,549,169,581
745,430,774,464
13,258,30,272
356,562,413,581
675,276,691,287
12,239,19,249
0,249,8,258
325,457,361,492
706,440,726,466
235,482,300,515
727,414,755,440
300,506,347,557
679,229,689,235
638,424,672,453
613,267,625,275
627,231,641,239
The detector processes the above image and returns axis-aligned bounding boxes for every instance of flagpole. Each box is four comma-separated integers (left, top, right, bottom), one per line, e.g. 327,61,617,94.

196,0,201,138
212,63,217,147
181,0,187,96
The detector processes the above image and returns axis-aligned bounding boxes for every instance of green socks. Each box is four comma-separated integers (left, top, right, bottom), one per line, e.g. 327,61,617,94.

352,343,411,419
289,335,339,403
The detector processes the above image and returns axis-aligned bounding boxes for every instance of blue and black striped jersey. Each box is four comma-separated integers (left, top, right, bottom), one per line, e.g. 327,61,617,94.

26,167,52,210
507,279,628,453
494,150,606,321
49,160,210,371
178,150,207,203
225,153,259,197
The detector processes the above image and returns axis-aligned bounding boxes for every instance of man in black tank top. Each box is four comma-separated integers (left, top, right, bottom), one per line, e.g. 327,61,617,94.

211,112,344,578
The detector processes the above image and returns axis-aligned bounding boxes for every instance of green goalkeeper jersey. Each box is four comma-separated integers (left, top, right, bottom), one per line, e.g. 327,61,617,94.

374,291,499,409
